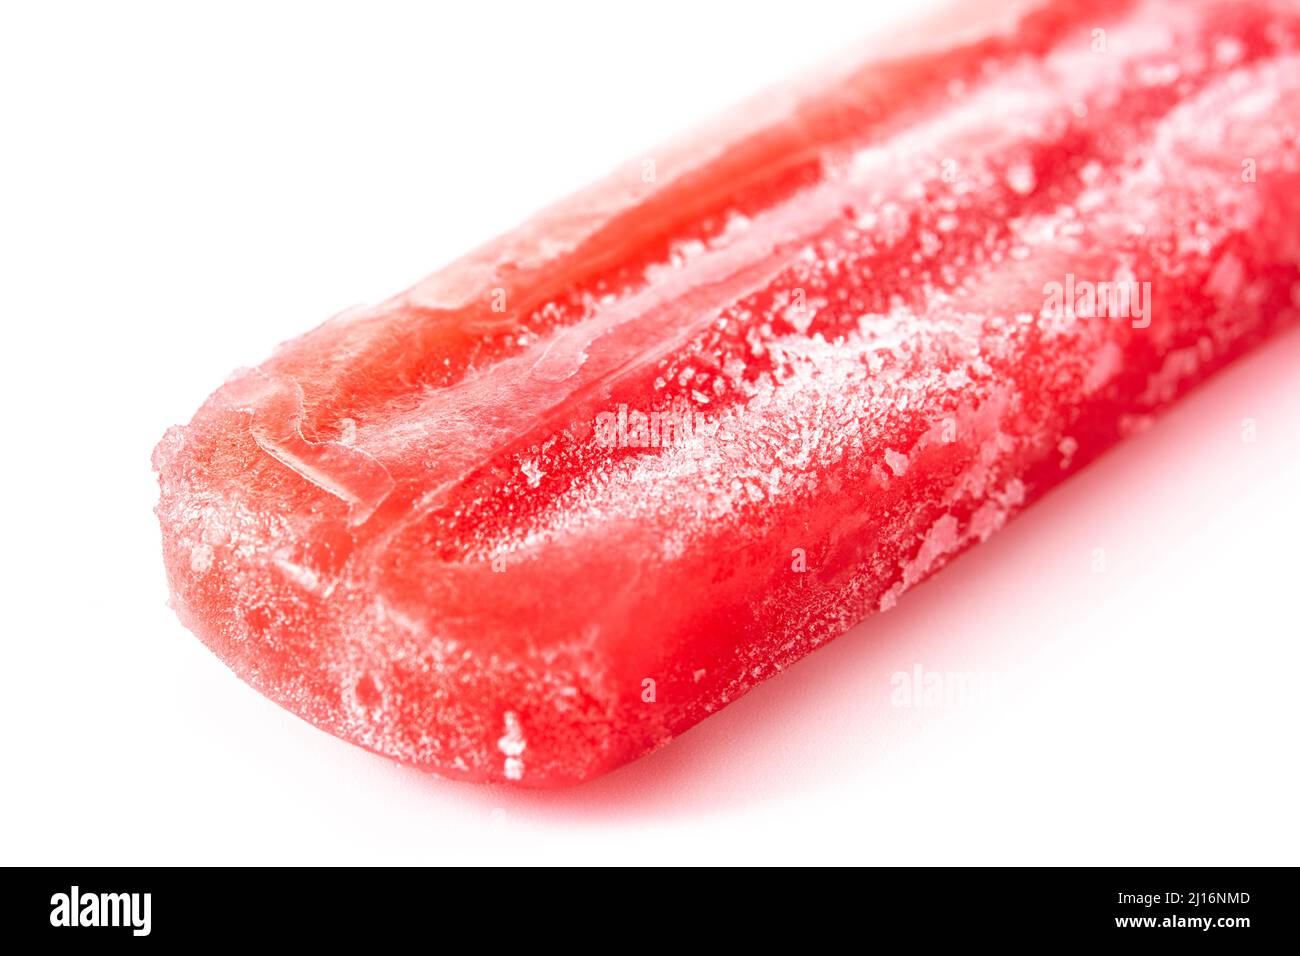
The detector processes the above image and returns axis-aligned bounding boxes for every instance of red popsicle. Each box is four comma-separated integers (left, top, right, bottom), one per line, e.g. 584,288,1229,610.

155,0,1300,786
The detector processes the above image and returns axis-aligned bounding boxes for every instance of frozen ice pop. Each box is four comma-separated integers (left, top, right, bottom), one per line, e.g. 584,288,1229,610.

155,0,1300,786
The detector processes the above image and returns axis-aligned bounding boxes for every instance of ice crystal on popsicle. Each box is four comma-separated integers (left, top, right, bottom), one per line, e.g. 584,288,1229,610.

155,0,1300,786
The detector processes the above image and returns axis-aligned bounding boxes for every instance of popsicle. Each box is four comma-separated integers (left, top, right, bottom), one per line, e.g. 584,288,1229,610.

154,0,1300,786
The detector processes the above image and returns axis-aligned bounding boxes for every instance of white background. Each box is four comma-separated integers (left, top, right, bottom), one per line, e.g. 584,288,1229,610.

2,1,1297,865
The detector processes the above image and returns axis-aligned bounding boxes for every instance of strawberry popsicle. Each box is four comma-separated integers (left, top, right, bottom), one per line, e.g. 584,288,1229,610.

155,0,1300,786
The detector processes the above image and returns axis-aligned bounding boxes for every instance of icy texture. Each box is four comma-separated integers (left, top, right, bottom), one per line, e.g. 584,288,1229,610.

155,0,1300,786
